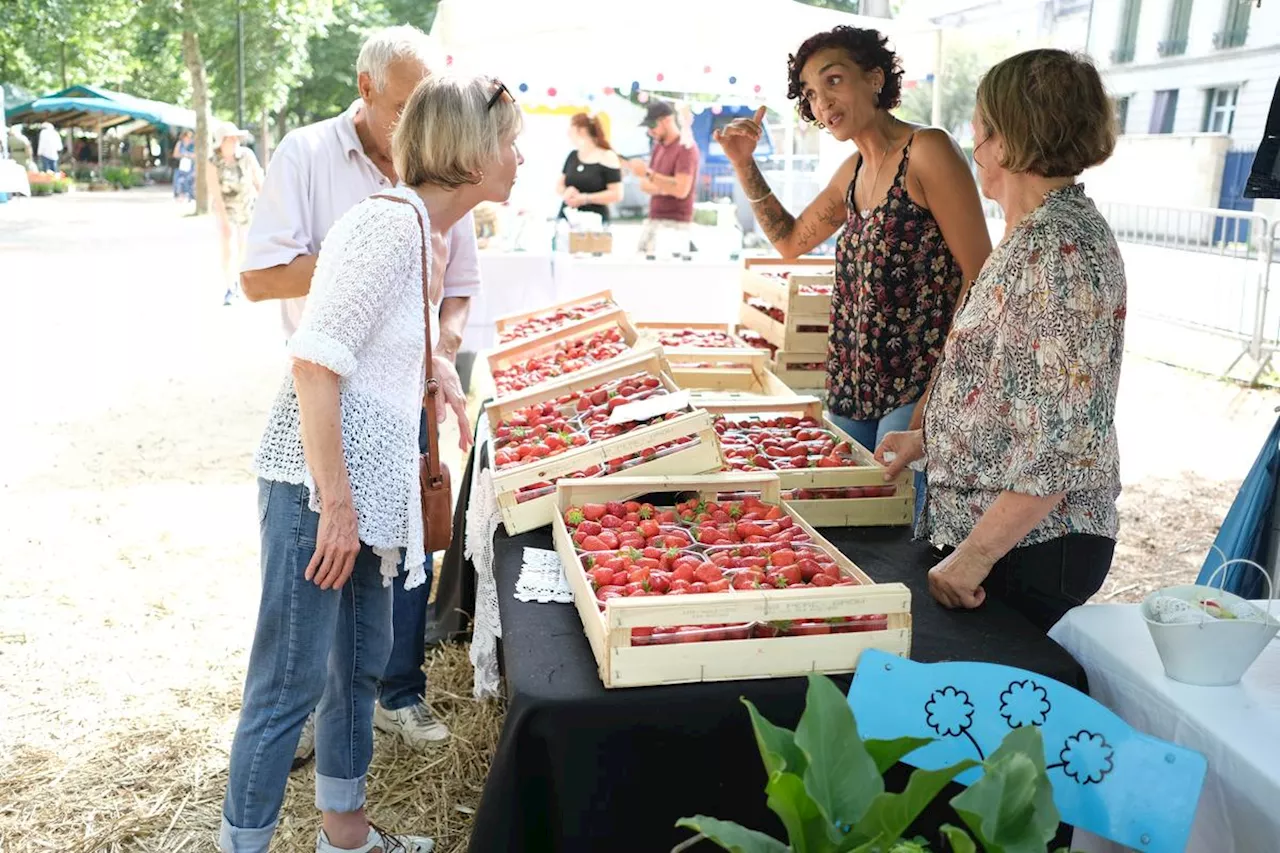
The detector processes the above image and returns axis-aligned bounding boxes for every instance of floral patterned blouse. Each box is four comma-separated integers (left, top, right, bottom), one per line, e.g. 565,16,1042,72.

921,183,1126,549
827,135,964,420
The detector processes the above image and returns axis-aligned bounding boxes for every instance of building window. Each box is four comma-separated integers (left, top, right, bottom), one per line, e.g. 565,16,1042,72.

1159,0,1193,56
1202,87,1239,133
1112,0,1142,63
1150,89,1179,133
1214,0,1251,49
1115,96,1130,134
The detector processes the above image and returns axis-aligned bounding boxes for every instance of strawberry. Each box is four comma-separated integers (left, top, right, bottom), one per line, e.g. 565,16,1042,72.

564,507,586,526
600,514,623,529
770,549,798,567
694,562,723,583
776,565,803,586
810,573,837,587
689,582,709,594
578,520,602,536
598,530,620,549
672,564,696,583
580,535,608,551
638,520,661,538
605,501,626,518
706,579,731,593
637,504,655,520
588,567,614,588
582,503,607,521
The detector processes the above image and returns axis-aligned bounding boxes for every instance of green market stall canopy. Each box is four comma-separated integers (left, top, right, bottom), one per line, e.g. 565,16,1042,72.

5,85,196,136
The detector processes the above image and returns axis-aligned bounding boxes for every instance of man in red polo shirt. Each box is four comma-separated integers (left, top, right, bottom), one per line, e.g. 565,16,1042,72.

625,100,700,254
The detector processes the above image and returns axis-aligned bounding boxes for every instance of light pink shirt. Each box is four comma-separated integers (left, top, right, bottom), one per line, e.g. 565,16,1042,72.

242,100,481,338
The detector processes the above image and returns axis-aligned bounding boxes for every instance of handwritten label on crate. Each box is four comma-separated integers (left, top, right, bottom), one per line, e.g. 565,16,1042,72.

608,390,691,426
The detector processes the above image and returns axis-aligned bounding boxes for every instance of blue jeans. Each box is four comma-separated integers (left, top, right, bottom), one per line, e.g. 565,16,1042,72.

38,156,56,173
377,407,435,711
829,401,928,524
221,479,395,852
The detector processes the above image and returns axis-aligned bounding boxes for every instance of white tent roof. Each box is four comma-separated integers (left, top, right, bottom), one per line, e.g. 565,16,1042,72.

432,0,939,105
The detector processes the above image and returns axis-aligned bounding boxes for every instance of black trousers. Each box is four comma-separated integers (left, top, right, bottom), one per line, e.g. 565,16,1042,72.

938,533,1116,633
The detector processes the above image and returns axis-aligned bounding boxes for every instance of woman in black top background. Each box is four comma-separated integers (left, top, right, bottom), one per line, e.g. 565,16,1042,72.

557,113,624,222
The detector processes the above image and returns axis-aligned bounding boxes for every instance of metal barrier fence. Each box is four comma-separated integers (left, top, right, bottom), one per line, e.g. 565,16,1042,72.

983,198,1278,382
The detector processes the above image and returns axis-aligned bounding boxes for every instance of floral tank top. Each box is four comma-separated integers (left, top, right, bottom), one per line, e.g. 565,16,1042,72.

827,136,964,420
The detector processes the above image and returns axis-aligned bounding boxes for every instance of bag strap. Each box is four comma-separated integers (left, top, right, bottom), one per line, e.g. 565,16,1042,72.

370,192,444,488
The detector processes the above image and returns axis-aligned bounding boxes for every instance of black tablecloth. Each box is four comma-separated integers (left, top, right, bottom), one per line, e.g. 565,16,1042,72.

467,524,1085,852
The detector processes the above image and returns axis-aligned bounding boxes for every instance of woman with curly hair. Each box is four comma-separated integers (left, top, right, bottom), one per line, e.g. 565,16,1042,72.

716,26,991,457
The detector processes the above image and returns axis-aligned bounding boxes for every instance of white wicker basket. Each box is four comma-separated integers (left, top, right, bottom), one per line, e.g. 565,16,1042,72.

1141,559,1279,686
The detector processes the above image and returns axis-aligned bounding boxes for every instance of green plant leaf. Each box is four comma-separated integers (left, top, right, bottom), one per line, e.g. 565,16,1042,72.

794,675,885,842
846,760,980,851
987,725,1047,772
744,697,808,778
766,771,835,853
864,736,936,775
675,816,791,853
939,824,977,853
950,729,1060,853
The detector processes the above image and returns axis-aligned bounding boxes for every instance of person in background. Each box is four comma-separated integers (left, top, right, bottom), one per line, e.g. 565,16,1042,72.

878,49,1125,632
715,26,991,522
240,25,476,763
623,100,699,254
8,126,32,168
209,122,264,305
220,72,523,853
557,112,623,223
173,130,196,202
37,122,62,172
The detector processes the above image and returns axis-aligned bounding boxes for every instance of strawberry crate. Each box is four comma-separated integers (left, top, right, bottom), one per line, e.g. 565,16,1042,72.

488,350,725,534
633,321,773,391
493,289,618,345
551,473,912,688
738,258,834,352
705,398,914,528
486,310,659,400
769,350,828,391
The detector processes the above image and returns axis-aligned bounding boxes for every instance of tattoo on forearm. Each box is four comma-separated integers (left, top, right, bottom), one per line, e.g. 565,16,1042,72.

741,161,795,244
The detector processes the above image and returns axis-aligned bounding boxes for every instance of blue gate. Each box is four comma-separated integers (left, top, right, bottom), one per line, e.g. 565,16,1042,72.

1214,149,1257,244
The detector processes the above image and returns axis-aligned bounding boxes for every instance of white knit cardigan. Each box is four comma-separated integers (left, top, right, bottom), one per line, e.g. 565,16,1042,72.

254,186,433,589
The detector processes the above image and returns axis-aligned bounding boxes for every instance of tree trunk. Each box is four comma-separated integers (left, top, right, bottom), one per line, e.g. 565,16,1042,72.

260,107,272,170
275,109,288,147
180,20,212,215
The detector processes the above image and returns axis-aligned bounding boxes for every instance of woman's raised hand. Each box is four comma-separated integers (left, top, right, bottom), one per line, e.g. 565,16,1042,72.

712,106,767,167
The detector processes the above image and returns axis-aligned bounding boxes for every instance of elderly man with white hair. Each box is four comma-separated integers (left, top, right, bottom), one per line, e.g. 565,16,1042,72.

240,25,474,763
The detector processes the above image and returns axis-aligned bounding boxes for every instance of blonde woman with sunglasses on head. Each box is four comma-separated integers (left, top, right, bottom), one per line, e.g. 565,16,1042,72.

219,74,522,853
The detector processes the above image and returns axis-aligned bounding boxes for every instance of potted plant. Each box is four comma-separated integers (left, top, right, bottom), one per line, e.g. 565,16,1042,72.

676,675,1071,853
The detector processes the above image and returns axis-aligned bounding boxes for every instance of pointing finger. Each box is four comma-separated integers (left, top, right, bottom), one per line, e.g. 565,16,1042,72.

752,106,767,127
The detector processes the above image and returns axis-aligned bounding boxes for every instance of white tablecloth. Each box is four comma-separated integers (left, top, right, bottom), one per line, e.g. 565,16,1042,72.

465,250,744,354
0,160,31,196
551,253,742,326
1049,604,1280,853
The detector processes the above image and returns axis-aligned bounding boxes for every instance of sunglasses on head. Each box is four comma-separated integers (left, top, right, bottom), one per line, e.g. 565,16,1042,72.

487,80,514,111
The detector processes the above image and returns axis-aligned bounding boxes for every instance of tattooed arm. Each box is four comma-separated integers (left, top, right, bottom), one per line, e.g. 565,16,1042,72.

735,154,856,258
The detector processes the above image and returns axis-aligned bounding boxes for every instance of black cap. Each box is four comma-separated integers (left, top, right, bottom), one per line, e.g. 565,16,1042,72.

641,100,676,128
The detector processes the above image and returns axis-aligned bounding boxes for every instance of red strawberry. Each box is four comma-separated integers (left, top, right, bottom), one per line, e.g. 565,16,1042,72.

605,501,626,518
588,568,614,588
770,549,798,567
600,514,623,529
638,520,661,538
694,562,723,583
582,503,607,521
706,579,731,593
672,564,696,583
689,582,709,594
776,565,803,586
612,570,630,586
810,573,836,587
564,507,586,526
598,530,620,549
580,535,608,551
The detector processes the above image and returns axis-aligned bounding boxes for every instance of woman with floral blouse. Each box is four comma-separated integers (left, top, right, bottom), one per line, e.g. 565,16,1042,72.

877,49,1126,632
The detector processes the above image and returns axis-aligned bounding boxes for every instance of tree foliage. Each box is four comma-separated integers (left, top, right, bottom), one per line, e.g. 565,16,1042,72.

897,37,1012,138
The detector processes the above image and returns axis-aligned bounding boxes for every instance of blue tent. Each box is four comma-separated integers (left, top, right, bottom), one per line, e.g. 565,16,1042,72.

5,84,195,135
1197,416,1280,600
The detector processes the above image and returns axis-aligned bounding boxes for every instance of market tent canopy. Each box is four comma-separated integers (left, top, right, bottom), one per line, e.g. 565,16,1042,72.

431,0,940,105
5,85,196,135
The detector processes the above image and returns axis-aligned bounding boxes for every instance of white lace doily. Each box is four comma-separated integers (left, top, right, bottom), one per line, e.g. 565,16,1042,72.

465,417,504,699
515,547,574,603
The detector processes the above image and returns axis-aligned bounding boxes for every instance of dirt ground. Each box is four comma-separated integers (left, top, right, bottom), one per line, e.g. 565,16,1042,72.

1,188,1277,851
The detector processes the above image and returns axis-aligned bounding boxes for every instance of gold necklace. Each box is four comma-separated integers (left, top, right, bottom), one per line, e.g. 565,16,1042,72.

859,142,894,219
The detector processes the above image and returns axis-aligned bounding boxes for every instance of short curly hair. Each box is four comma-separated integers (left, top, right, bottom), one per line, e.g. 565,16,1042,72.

787,26,904,124
976,49,1116,178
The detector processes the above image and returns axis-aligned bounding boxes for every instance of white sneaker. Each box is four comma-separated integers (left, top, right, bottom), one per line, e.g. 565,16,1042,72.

316,825,434,853
373,701,450,750
293,713,316,769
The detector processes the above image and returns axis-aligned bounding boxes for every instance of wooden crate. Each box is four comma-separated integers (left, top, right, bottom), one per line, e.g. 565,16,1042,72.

488,351,725,534
634,321,758,359
551,473,912,688
676,364,798,400
740,258,834,352
486,310,659,400
493,288,616,345
769,349,828,391
704,399,914,527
